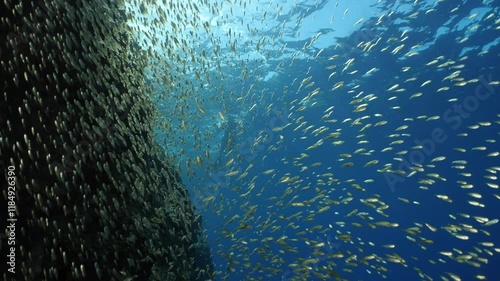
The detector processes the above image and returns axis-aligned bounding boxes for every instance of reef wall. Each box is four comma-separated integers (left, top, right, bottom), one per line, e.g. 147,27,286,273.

0,0,213,280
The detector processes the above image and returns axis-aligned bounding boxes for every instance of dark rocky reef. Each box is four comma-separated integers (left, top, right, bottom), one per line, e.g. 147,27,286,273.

0,0,213,280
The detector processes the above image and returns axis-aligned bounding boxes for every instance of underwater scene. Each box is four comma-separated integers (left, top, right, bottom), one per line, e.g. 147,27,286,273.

1,0,499,280
145,0,500,280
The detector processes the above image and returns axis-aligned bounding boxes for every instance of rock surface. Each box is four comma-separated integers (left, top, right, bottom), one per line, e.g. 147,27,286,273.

0,0,213,280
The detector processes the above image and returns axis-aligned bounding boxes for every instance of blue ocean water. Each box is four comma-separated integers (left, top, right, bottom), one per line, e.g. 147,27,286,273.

142,0,500,280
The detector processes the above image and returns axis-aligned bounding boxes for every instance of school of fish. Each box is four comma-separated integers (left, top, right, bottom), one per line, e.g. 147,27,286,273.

2,0,499,280
125,0,500,280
